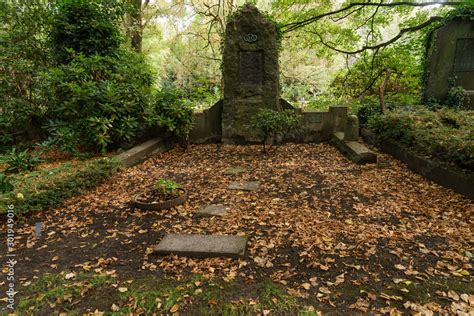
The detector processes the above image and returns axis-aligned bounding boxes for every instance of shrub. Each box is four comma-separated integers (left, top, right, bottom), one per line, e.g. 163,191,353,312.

0,157,120,214
0,1,50,134
368,107,474,171
49,0,125,64
0,173,13,194
249,109,301,152
147,89,195,145
41,51,154,153
0,148,42,173
446,86,465,108
355,93,420,127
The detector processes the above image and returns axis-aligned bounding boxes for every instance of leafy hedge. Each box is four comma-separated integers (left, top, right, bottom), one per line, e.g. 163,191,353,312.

0,157,120,215
368,108,474,171
41,51,154,153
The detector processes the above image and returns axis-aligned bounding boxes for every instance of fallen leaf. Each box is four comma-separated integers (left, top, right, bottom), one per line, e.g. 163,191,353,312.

302,283,311,290
395,264,406,270
169,304,179,313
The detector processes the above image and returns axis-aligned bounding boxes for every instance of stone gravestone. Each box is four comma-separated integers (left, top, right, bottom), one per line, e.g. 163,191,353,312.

425,17,474,109
222,4,281,143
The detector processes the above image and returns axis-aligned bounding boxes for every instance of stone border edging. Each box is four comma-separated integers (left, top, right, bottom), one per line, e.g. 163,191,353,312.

361,128,474,200
115,137,173,168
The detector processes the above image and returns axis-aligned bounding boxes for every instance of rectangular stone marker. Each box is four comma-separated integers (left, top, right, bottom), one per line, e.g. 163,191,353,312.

154,234,247,258
228,181,260,191
195,205,230,217
239,51,263,85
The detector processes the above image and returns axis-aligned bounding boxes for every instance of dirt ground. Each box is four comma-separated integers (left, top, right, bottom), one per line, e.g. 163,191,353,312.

1,143,473,315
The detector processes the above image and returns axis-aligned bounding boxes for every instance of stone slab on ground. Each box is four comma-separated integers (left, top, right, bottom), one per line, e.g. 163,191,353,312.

228,181,260,191
224,167,247,175
154,234,247,258
332,132,377,164
195,205,230,217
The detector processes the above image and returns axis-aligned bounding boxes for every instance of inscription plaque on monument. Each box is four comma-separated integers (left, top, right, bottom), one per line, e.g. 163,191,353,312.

454,38,474,71
239,51,263,85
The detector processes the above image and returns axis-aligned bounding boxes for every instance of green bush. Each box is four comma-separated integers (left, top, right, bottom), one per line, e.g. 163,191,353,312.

446,86,466,108
368,108,474,171
0,1,50,134
0,173,13,194
249,109,301,151
0,157,120,214
147,89,195,144
49,0,125,64
355,93,420,127
41,51,154,153
0,148,42,173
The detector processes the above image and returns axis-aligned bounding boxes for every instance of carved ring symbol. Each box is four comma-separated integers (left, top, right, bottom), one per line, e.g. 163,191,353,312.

243,33,258,43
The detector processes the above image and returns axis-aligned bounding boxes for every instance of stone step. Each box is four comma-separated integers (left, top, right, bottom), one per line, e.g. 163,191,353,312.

153,234,247,258
195,205,230,217
332,132,377,164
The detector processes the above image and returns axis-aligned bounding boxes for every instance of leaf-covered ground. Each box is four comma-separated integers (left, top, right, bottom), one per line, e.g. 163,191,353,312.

1,143,473,315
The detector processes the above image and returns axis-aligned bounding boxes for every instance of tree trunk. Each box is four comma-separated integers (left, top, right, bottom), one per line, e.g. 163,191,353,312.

378,68,392,113
129,0,142,52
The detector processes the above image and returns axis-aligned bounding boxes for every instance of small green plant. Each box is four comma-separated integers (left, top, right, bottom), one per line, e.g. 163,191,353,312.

446,86,465,108
0,148,42,173
248,108,301,152
0,134,14,145
154,178,180,197
445,76,466,108
0,173,14,193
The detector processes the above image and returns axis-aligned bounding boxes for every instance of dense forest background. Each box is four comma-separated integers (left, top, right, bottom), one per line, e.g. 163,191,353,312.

0,0,472,169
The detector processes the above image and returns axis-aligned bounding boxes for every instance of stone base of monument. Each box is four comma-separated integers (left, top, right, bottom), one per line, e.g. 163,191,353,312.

332,132,377,164
153,234,247,258
195,205,230,217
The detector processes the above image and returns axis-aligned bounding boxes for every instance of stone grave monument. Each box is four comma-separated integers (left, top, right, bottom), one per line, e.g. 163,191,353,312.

189,4,375,164
425,16,474,109
221,4,281,143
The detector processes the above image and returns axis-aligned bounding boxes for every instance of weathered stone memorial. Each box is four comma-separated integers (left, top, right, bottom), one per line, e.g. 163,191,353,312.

221,5,281,142
189,4,376,164
425,16,474,109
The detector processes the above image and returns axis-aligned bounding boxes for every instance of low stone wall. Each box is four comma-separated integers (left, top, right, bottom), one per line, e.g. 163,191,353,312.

190,101,223,144
189,100,348,144
361,129,474,200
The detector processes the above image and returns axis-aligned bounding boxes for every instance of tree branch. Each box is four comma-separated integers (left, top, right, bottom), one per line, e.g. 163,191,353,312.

311,16,443,55
281,1,463,33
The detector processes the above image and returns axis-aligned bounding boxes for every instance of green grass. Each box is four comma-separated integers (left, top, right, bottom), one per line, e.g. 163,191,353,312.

15,272,111,315
14,272,309,315
382,277,474,306
0,157,120,215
